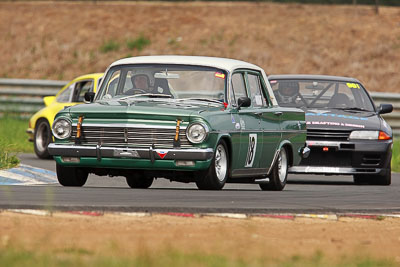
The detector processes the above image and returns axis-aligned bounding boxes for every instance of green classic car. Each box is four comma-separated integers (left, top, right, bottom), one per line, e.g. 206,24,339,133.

48,56,309,190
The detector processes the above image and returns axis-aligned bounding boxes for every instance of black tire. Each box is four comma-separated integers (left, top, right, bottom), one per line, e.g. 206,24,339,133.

260,147,288,191
34,119,52,159
354,171,391,186
126,172,154,189
56,163,88,187
196,140,229,190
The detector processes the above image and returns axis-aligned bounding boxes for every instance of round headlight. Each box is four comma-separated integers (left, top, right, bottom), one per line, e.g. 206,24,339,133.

52,117,72,139
186,123,209,144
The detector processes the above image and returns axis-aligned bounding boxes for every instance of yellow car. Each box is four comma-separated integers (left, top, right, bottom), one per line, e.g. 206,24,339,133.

27,73,103,159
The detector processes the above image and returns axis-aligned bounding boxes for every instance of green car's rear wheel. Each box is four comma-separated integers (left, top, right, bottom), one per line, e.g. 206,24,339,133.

260,147,288,191
126,173,154,189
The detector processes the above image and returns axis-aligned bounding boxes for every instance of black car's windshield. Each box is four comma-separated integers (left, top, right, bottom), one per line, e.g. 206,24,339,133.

96,64,227,102
269,79,375,112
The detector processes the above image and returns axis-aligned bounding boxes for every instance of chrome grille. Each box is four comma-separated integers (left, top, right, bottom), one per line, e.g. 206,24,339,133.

307,129,351,141
71,125,194,148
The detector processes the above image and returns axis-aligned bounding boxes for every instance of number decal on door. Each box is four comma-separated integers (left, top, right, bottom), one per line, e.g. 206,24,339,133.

245,134,257,167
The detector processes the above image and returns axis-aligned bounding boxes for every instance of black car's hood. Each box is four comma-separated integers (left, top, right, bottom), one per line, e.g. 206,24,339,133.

305,108,381,131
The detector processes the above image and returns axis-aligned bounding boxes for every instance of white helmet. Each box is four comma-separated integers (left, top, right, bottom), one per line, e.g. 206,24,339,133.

129,69,155,87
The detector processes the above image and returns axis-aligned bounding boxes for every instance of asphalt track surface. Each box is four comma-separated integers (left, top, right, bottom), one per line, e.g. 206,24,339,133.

0,153,399,213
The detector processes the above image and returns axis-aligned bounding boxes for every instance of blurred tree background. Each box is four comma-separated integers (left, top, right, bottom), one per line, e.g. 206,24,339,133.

142,0,397,5
1,0,399,5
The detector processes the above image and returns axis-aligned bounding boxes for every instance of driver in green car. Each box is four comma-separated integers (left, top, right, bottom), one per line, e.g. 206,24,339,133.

132,74,150,91
124,74,151,95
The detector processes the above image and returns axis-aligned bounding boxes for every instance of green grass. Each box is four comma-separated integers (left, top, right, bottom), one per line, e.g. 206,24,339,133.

126,35,151,51
0,116,33,153
0,116,32,169
0,247,397,267
0,144,19,169
99,40,120,53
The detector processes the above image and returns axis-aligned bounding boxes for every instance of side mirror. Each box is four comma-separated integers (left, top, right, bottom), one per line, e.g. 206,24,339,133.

378,104,393,115
237,97,251,109
84,92,95,103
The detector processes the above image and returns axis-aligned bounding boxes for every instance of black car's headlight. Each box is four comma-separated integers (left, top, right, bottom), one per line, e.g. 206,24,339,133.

349,130,391,140
52,117,72,139
186,123,209,144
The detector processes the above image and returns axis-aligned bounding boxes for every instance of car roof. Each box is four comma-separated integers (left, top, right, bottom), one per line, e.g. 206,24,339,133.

268,74,361,83
109,55,263,73
73,73,103,81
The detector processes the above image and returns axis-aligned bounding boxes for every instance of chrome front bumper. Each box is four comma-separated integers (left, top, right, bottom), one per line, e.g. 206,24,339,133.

48,143,214,162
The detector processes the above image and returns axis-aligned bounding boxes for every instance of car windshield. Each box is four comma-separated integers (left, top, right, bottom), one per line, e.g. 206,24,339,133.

270,79,375,111
96,64,227,102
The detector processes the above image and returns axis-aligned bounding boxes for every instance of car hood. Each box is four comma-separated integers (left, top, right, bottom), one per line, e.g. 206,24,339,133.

66,99,223,121
305,108,381,131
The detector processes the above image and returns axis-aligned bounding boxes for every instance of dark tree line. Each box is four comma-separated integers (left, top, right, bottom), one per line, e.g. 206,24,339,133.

212,0,398,6
353,0,380,14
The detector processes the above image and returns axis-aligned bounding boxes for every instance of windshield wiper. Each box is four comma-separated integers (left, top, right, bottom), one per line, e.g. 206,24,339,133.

333,107,373,112
119,94,172,100
177,98,223,105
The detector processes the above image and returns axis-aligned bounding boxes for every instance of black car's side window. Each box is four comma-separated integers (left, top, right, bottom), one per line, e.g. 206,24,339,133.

231,73,248,106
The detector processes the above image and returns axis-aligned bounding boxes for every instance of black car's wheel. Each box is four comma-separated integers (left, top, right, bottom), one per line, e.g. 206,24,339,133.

196,140,229,190
354,171,391,186
56,163,88,187
126,173,154,189
260,147,288,191
34,119,52,159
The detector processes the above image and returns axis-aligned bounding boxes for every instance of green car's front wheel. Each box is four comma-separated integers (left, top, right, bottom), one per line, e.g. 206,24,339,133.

196,140,228,190
56,164,88,187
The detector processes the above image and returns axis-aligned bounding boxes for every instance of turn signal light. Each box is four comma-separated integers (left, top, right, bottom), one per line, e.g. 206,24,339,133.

175,119,181,142
378,131,391,140
77,116,84,138
61,157,80,163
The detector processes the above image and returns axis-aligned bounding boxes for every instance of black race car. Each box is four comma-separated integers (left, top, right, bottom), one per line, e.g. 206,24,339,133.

269,75,393,185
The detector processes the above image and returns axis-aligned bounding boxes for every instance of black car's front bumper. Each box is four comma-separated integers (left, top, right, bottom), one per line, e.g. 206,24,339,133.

288,140,392,175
